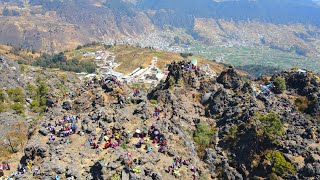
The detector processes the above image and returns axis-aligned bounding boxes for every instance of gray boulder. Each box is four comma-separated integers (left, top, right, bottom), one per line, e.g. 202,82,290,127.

25,139,48,160
39,127,49,136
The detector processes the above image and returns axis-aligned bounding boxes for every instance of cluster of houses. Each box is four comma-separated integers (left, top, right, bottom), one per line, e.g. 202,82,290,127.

80,49,217,87
82,51,167,86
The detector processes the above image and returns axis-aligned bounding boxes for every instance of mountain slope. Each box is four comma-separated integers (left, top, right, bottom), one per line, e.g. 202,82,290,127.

1,0,320,72
1,55,319,179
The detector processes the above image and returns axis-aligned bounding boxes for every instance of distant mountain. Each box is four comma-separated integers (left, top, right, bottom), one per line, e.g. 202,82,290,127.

0,0,320,57
137,0,320,28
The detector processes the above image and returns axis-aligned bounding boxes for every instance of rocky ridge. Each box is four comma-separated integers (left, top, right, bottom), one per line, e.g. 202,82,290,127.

0,58,319,179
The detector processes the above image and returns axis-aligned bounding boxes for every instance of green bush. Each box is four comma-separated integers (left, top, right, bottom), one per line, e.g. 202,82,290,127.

227,125,238,139
0,89,6,102
30,100,41,112
273,77,286,93
111,173,121,180
268,173,281,180
32,52,96,73
7,88,24,103
0,102,8,112
11,103,24,115
150,99,158,105
25,80,49,113
265,151,296,175
256,113,284,141
120,141,127,149
193,123,215,156
26,83,38,99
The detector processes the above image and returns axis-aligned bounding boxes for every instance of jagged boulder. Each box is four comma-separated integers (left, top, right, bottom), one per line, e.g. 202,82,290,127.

217,67,243,90
24,139,48,160
62,101,72,111
46,99,55,107
206,89,232,116
38,127,49,136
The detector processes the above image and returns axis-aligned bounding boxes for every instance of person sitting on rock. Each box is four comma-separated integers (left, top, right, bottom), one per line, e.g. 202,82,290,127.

182,159,190,166
88,139,93,146
104,142,111,149
49,134,55,141
92,142,97,149
0,164,4,177
135,141,142,148
114,142,120,148
33,168,39,176
152,137,159,144
71,124,77,134
166,166,173,173
2,160,10,170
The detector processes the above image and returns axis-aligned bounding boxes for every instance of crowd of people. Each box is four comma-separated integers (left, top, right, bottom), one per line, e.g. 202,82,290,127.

0,72,205,179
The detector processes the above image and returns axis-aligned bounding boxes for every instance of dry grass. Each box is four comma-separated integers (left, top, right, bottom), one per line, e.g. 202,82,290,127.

0,44,41,63
110,45,226,75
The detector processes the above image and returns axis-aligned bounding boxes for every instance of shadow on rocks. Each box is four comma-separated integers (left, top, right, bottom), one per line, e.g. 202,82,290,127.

90,162,103,180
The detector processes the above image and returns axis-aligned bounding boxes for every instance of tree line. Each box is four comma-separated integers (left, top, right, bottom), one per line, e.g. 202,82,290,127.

32,52,96,73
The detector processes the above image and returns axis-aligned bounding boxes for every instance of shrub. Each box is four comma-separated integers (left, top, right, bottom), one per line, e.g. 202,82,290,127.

30,100,41,112
193,123,215,156
150,99,158,105
120,141,127,149
32,52,96,73
3,122,28,153
7,88,24,103
268,173,281,180
227,125,238,139
273,77,286,93
10,103,24,115
0,88,6,102
28,80,49,113
0,102,8,112
26,83,38,99
265,151,296,175
111,173,121,180
256,113,284,141
168,76,176,87
295,96,309,113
